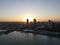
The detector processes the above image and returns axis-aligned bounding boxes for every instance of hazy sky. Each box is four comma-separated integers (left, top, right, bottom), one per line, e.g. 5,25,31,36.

0,0,60,22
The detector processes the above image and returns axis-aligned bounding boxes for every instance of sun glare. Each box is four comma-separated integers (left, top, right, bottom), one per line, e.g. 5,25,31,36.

23,15,34,22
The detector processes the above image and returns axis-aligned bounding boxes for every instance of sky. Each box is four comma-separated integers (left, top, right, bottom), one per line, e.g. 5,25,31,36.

0,0,60,22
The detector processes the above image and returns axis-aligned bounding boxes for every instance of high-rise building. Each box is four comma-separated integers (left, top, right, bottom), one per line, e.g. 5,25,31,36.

47,20,53,28
26,19,29,24
26,19,29,29
33,18,36,24
33,18,37,30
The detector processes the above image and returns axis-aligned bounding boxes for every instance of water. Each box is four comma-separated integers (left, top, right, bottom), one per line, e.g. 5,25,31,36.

0,31,60,45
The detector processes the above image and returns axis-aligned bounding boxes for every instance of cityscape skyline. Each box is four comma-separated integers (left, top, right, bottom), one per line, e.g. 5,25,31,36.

0,0,60,22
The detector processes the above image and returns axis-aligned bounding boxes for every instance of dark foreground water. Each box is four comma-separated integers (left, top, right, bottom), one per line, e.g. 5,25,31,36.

0,31,60,45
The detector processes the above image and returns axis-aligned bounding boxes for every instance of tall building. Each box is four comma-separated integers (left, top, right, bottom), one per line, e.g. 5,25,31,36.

33,18,37,30
26,19,29,29
47,20,53,28
33,18,36,24
26,19,29,24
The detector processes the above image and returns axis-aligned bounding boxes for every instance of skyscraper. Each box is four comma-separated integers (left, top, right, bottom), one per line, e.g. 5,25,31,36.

26,19,29,29
33,18,36,24
33,18,37,30
26,19,29,24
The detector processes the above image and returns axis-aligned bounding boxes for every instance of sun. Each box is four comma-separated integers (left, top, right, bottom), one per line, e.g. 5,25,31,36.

23,15,33,22
25,16,33,22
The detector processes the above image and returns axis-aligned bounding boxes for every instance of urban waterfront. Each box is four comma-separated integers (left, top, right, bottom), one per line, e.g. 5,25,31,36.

0,31,60,45
0,0,60,45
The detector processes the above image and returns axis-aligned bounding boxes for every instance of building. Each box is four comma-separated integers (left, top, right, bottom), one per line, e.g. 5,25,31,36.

47,20,53,28
33,18,36,24
33,19,37,30
25,19,29,29
26,19,29,24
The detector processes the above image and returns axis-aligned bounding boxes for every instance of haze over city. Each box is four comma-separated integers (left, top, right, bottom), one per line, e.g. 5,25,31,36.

0,0,60,22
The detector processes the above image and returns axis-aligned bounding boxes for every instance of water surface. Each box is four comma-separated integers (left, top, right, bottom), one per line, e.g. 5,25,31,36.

0,31,60,45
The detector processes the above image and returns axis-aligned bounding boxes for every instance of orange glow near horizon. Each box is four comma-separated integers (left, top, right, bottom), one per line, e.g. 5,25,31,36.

19,14,45,22
22,15,34,22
